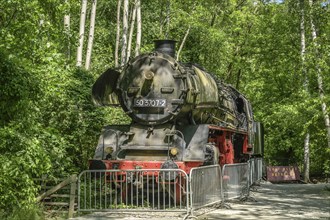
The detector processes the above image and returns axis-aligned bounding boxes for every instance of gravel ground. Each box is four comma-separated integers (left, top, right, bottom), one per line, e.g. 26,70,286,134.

71,182,330,220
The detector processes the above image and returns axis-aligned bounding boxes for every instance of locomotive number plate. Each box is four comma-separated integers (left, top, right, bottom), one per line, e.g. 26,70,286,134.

134,99,166,107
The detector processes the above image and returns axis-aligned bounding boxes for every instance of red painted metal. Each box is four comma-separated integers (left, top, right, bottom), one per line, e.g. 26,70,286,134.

216,133,225,165
92,160,204,174
266,166,301,182
209,125,250,166
243,135,249,154
208,125,246,134
225,131,234,164
215,130,234,165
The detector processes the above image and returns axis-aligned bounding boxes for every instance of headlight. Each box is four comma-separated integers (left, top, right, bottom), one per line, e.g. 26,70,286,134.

105,146,114,154
170,147,178,156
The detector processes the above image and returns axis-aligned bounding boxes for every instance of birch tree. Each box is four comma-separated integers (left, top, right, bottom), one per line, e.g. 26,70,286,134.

127,0,137,60
64,0,71,61
121,0,129,66
176,26,190,61
309,0,330,149
85,0,97,70
115,0,122,68
76,0,88,67
165,0,170,38
299,0,310,182
135,0,141,56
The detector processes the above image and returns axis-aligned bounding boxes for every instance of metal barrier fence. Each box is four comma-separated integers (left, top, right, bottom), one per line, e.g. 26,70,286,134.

222,163,249,200
249,158,263,186
78,169,189,215
256,158,263,180
189,165,223,213
77,160,263,217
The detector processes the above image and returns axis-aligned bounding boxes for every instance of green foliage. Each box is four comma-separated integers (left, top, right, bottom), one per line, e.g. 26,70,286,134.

240,0,330,177
0,52,50,213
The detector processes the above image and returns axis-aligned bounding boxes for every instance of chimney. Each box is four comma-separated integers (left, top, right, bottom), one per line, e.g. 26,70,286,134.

154,40,176,57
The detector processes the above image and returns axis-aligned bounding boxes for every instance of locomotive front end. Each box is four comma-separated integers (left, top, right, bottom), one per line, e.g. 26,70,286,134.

90,40,198,173
118,46,187,125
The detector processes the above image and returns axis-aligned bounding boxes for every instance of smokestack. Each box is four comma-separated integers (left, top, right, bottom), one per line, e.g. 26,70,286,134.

154,40,176,57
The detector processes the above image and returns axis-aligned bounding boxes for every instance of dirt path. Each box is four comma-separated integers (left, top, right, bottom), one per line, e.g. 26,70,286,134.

197,182,330,220
71,182,330,220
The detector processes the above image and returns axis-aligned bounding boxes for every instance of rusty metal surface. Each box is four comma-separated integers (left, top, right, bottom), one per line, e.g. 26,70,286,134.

266,166,300,182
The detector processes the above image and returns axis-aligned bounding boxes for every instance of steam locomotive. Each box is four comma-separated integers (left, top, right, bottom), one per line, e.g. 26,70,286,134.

90,40,263,175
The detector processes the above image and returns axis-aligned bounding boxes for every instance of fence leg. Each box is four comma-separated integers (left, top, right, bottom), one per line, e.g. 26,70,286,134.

247,161,250,198
68,174,77,219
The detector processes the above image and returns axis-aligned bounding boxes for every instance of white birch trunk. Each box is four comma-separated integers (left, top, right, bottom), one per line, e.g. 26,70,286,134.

76,0,88,67
300,1,307,90
64,0,70,61
309,0,330,149
300,0,310,183
176,26,190,61
127,1,137,60
304,133,310,182
165,0,170,39
159,1,164,37
121,0,129,66
115,0,122,68
135,0,141,57
85,0,97,70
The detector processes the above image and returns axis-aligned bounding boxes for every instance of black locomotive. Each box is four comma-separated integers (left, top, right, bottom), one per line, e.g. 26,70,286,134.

90,40,263,173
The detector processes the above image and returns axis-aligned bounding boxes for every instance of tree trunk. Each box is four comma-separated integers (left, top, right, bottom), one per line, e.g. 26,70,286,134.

210,5,219,27
121,0,129,66
85,0,97,70
317,71,330,148
64,0,70,61
115,0,122,68
176,26,190,61
300,0,310,183
309,0,330,149
304,133,310,182
165,0,170,38
76,0,88,67
159,1,165,37
236,69,241,90
135,0,141,57
300,1,308,90
127,0,137,60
